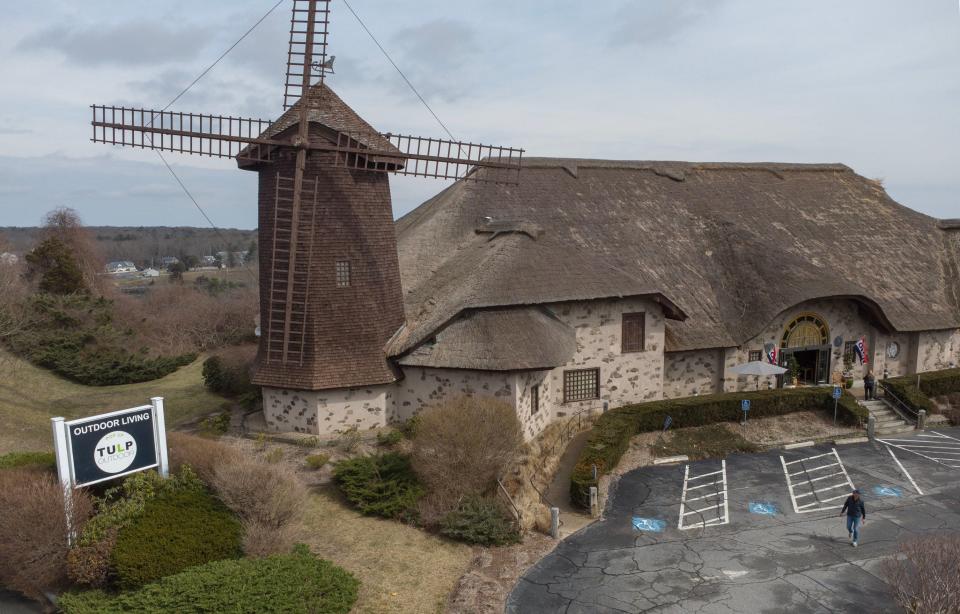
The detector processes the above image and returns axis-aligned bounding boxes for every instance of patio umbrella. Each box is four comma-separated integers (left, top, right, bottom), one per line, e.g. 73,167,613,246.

729,360,788,390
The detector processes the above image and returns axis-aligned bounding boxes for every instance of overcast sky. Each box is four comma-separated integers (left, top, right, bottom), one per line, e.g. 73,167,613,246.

0,0,957,229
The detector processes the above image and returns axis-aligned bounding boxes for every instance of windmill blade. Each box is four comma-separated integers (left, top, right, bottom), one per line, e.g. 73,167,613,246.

329,131,525,184
91,105,280,160
283,0,332,111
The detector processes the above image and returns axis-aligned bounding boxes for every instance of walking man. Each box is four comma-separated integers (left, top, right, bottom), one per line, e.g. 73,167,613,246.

863,370,876,400
840,489,866,547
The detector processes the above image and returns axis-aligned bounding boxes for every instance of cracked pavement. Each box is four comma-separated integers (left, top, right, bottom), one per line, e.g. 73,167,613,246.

507,427,960,613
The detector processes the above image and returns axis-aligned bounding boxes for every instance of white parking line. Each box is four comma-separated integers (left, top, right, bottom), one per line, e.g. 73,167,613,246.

780,448,855,514
678,460,728,530
878,431,960,469
885,445,923,495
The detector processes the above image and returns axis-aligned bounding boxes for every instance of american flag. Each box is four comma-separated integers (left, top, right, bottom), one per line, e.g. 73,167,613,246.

854,337,869,364
767,345,779,365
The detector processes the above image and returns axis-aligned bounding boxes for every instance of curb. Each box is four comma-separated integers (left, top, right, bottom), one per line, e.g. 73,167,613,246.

834,436,869,445
653,455,689,465
783,441,815,450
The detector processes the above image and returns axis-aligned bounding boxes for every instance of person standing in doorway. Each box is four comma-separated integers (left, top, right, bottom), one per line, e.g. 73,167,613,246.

863,370,876,400
840,489,866,547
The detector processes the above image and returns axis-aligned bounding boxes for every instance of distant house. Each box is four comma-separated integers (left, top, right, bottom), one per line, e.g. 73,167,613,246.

200,255,218,268
141,268,160,278
160,256,180,269
0,252,18,265
105,260,137,274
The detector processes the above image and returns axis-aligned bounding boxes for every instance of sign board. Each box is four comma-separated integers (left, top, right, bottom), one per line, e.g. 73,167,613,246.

741,399,751,412
663,416,673,431
832,386,843,400
52,398,168,489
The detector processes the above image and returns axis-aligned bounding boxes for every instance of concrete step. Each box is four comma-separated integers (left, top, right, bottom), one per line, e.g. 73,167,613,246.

876,424,917,436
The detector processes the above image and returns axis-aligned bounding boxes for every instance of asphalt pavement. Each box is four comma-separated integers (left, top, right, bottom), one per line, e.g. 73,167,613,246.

508,427,960,613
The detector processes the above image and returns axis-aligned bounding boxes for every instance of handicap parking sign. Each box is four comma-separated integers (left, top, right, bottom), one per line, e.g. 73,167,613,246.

741,399,750,412
833,386,842,400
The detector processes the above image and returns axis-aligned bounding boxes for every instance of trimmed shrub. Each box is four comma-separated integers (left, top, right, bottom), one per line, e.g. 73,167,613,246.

198,409,231,436
201,346,256,397
0,450,56,471
440,497,521,546
111,489,242,588
333,452,424,521
884,369,960,416
0,469,94,602
569,387,867,508
67,529,118,588
59,544,359,614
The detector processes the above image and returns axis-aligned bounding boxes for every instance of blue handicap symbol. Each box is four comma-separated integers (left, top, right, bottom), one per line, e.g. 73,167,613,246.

741,399,751,412
632,517,666,533
873,485,902,498
748,502,778,516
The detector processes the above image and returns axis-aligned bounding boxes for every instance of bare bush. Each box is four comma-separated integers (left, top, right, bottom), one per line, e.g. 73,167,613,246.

0,469,94,603
882,533,960,613
114,283,258,356
167,431,242,484
411,396,524,507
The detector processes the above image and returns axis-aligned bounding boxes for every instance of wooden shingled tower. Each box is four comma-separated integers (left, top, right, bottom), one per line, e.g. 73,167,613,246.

89,0,523,393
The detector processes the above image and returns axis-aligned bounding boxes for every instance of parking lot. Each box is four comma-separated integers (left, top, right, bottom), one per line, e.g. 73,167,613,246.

508,427,960,613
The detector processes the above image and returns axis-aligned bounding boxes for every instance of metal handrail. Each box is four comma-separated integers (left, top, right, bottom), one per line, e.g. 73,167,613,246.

496,478,523,527
878,380,918,421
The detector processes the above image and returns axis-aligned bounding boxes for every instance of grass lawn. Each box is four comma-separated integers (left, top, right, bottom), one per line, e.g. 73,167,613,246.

0,348,226,454
301,485,473,614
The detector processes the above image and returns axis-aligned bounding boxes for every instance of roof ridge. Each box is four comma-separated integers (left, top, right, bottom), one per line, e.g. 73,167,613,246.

508,158,852,173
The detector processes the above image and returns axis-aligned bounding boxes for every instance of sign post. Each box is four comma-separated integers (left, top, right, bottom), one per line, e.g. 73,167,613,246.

832,385,842,426
741,399,751,425
51,398,170,543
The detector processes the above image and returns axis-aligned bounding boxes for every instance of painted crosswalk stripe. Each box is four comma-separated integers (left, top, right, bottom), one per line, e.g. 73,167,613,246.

877,431,960,469
678,460,728,530
885,445,923,495
780,448,855,514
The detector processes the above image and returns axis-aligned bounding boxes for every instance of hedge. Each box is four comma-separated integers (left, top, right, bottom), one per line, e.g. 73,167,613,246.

882,368,960,416
570,387,866,508
0,451,56,471
440,496,521,546
111,489,242,588
59,544,359,614
333,452,424,521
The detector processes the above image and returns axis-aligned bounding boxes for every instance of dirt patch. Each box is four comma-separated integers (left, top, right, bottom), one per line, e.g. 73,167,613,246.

733,410,860,446
447,532,558,614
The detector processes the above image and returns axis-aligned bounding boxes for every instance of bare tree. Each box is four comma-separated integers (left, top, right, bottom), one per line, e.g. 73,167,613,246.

882,533,960,613
40,207,105,293
0,233,30,344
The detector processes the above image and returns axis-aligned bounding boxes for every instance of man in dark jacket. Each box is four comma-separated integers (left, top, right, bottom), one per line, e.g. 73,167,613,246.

864,371,877,400
840,489,866,546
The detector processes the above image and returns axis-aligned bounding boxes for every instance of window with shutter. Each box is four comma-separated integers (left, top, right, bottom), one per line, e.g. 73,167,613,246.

531,385,540,415
621,312,646,353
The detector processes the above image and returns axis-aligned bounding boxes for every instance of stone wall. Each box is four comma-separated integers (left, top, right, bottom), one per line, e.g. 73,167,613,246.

262,385,389,435
388,366,514,424
663,349,724,398
917,329,960,372
543,297,665,414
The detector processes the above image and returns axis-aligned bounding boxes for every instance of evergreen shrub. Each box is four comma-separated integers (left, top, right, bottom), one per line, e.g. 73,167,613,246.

333,452,424,521
111,489,242,588
59,545,359,614
439,496,521,546
569,387,867,508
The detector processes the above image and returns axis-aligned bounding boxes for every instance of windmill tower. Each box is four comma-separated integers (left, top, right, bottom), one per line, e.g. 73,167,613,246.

90,0,522,432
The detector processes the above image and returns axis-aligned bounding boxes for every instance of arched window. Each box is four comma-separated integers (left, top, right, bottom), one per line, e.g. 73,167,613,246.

781,313,829,349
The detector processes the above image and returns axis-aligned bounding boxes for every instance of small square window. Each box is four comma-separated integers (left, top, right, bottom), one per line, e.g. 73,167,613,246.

748,350,763,362
335,260,351,287
563,368,600,403
531,384,540,415
622,313,646,353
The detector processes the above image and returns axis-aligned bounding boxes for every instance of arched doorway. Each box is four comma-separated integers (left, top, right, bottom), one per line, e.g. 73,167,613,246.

780,313,831,384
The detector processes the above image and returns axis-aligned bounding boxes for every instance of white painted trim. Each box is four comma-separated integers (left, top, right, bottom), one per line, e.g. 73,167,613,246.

885,445,923,495
63,405,153,427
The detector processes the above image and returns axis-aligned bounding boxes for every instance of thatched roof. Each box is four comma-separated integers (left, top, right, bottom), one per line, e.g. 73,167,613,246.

397,306,576,371
391,159,960,360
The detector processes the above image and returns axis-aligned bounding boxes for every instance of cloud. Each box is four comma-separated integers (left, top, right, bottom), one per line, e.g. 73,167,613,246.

610,0,723,47
386,19,480,102
17,21,211,66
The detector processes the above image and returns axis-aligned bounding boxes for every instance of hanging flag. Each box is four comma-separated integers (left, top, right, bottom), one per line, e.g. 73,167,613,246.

767,345,779,365
854,337,869,365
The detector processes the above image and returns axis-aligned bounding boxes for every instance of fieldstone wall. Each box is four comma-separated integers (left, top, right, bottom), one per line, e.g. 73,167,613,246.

514,371,552,440
388,366,514,424
917,329,960,371
262,385,389,435
663,349,724,398
544,297,665,413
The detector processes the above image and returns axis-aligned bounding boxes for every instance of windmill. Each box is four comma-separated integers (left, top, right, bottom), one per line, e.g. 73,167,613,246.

90,0,523,397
